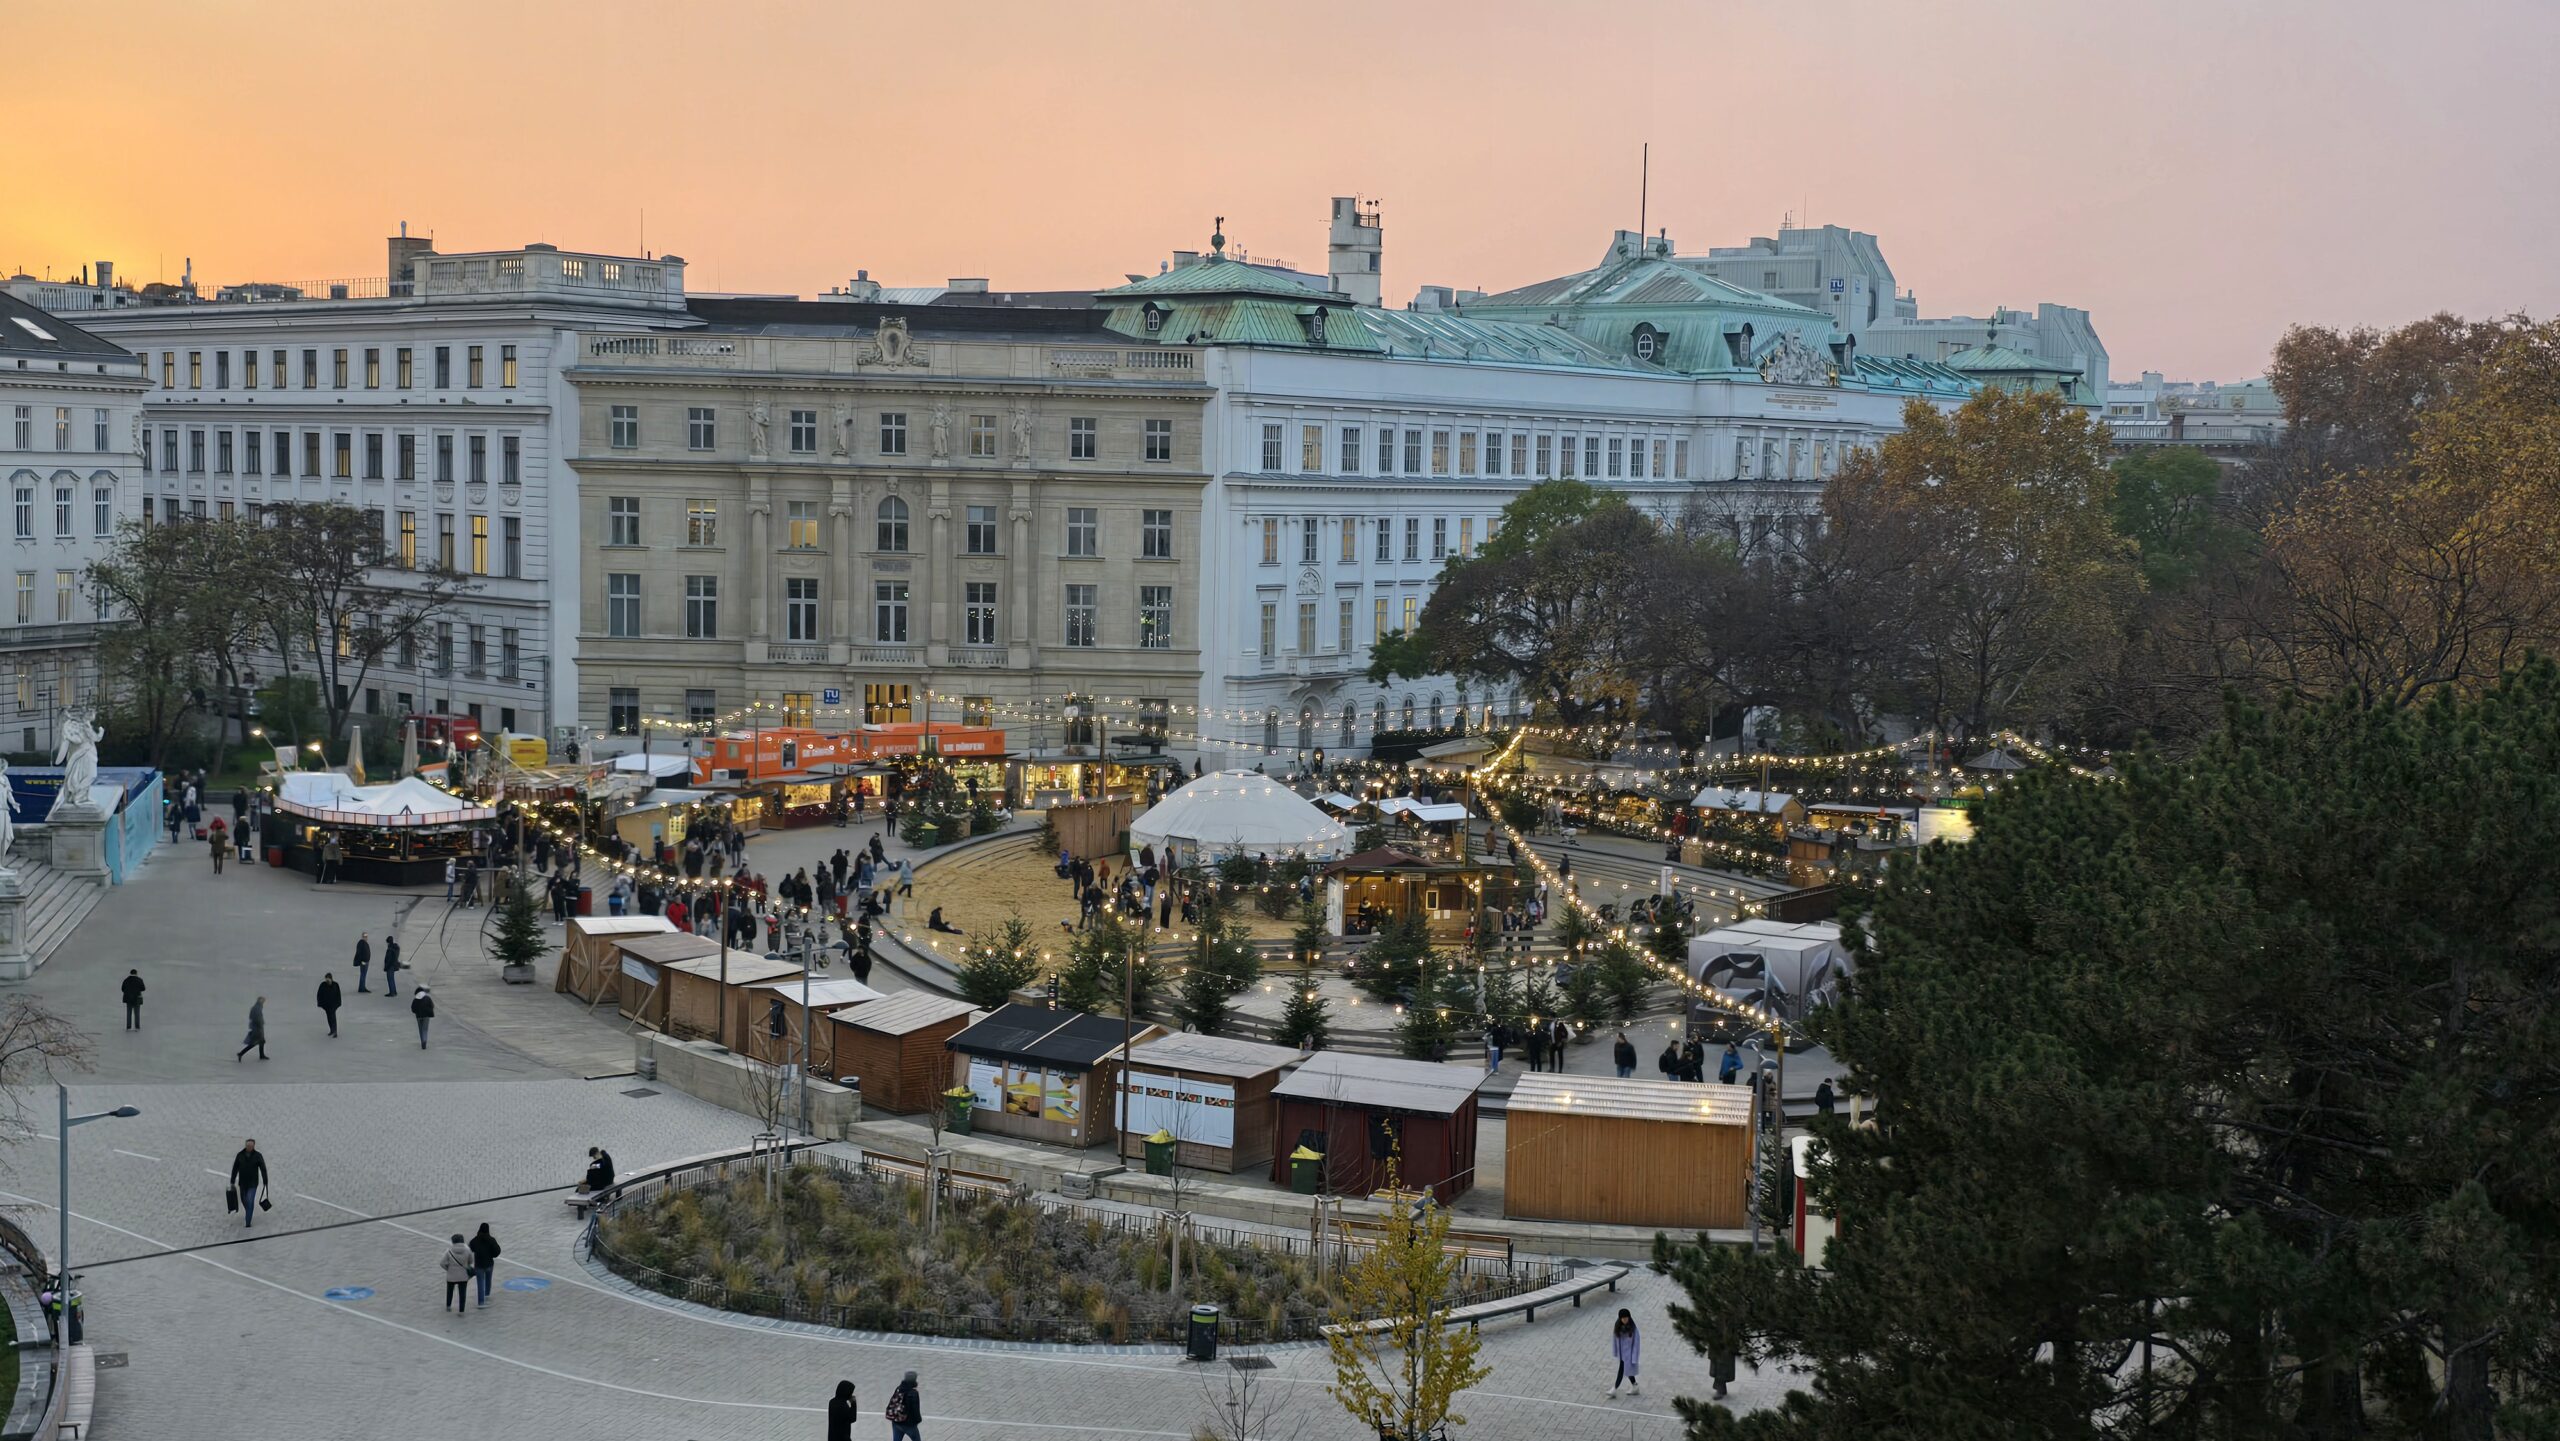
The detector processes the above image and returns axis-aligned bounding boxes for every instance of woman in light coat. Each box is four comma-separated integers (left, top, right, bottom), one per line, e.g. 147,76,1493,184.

440,1234,474,1314
1610,1308,1641,1396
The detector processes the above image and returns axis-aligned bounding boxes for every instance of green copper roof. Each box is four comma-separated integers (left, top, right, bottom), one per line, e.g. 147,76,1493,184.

1942,344,2074,375
1472,253,1823,319
1101,258,1334,302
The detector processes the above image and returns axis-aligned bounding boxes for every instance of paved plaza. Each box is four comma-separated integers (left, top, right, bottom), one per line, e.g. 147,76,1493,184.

0,831,1795,1440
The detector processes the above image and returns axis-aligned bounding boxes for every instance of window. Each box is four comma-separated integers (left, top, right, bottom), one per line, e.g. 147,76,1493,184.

1301,516,1320,564
397,347,413,388
1143,418,1172,463
878,412,907,455
1513,434,1530,476
1535,434,1552,477
684,575,718,638
1650,438,1668,478
609,688,639,735
1259,423,1283,472
607,496,640,546
500,629,520,680
156,429,173,472
785,577,820,641
788,409,817,454
1259,517,1279,566
333,432,353,479
1296,601,1317,654
1139,585,1172,649
159,354,174,388
1377,427,1395,473
363,432,384,480
1402,595,1419,633
187,429,204,472
1141,509,1172,559
1403,428,1422,474
1459,517,1474,554
500,345,517,388
215,431,234,475
788,499,821,549
1341,425,1362,473
1338,596,1357,652
332,349,349,388
1258,601,1276,659
964,581,999,645
1585,436,1601,477
432,346,450,388
11,574,26,625
964,504,997,555
1301,424,1323,472
1065,507,1097,557
469,515,488,575
434,433,452,482
271,349,287,388
436,513,455,569
364,348,381,388
873,581,909,642
502,434,520,484
1674,438,1690,478
466,624,485,676
606,573,640,636
863,683,911,725
54,571,73,623
1138,698,1169,740
467,434,486,484
397,512,416,567
1558,433,1577,478
1376,517,1392,562
684,688,716,724
875,496,908,551
467,345,484,387
93,487,111,537
609,405,638,449
1068,416,1096,461
1336,517,1355,563
1431,430,1450,475
687,407,715,451
1482,432,1500,476
685,498,718,547
20,488,42,538
967,413,998,459
188,352,202,388
53,407,72,448
386,432,408,481
1607,437,1624,478
1403,517,1420,561
1431,516,1448,559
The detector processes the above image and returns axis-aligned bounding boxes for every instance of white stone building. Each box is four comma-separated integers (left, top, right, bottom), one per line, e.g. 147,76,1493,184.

0,293,149,755
75,236,697,739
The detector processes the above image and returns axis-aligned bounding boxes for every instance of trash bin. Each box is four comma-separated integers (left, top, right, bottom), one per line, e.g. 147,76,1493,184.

1186,1302,1219,1362
1143,1128,1175,1176
943,1086,975,1136
1289,1145,1324,1195
266,845,284,867
577,885,594,917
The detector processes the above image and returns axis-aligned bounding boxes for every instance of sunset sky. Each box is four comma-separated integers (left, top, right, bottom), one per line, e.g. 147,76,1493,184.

8,0,2555,379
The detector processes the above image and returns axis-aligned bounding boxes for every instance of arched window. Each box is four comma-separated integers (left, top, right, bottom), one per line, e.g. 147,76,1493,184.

1296,704,1314,753
875,496,909,552
1262,709,1279,754
1429,694,1443,729
1401,696,1416,729
1371,700,1386,739
1340,704,1356,746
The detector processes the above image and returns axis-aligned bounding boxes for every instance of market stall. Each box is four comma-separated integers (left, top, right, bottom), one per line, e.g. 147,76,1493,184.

554,916,676,1002
946,1003,1165,1149
1268,1051,1484,1203
1371,796,1474,860
1128,771,1352,869
1111,1034,1305,1174
1322,846,1521,938
1690,786,1805,831
271,773,498,885
826,992,981,1112
661,953,804,1043
732,975,886,1065
613,932,724,1027
1502,1073,1752,1229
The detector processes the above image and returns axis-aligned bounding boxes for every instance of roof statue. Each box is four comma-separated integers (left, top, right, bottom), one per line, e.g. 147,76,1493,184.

1759,330,1833,387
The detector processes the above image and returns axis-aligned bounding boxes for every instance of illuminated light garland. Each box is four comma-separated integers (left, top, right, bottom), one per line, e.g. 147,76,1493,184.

1993,731,2120,782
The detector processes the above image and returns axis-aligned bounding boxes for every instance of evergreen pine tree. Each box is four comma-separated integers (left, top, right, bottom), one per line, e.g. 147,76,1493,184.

1173,889,1259,1036
488,869,550,972
955,909,1041,1009
1274,963,1332,1051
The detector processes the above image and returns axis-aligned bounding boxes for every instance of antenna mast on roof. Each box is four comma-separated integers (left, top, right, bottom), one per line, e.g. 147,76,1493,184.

1637,142,1649,251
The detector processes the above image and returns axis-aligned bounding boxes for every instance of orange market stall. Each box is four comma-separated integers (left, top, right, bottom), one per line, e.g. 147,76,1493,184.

1502,1072,1752,1229
660,952,803,1043
613,932,725,1028
826,992,981,1112
732,975,886,1066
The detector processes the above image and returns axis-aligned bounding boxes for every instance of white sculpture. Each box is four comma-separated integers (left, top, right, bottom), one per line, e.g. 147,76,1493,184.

54,713,101,815
832,405,853,458
1758,331,1832,387
1011,404,1033,459
930,402,951,458
0,758,17,862
748,401,771,458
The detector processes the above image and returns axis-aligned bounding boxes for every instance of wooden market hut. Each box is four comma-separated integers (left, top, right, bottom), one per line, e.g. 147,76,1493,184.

732,975,887,1066
946,1003,1166,1149
1502,1073,1752,1230
660,953,802,1043
1323,846,1520,938
1269,1051,1485,1204
555,916,675,1002
611,932,724,1026
1111,1034,1305,1174
825,992,981,1111
1691,786,1805,830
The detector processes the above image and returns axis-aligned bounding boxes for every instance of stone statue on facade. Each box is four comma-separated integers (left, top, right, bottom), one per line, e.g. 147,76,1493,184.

53,712,101,816
930,402,951,459
1734,437,1752,479
0,759,17,864
1758,331,1831,387
749,401,771,458
1011,404,1033,460
832,405,853,458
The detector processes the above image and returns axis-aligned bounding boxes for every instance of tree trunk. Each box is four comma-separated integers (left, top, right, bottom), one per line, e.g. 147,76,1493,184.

2442,1334,2496,1441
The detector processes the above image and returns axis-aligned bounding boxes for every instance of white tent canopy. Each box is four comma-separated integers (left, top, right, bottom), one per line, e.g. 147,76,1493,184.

1375,796,1469,824
1686,919,1853,1027
1128,771,1352,863
1691,786,1798,815
275,772,495,828
611,752,695,779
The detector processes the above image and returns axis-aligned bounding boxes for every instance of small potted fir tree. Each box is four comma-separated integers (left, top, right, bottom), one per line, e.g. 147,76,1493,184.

489,870,551,985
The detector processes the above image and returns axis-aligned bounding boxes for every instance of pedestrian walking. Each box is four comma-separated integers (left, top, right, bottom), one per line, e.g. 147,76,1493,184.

381,935,403,996
1612,1029,1637,1079
236,996,268,1061
352,932,372,993
1524,1023,1546,1073
1718,1043,1741,1085
119,968,144,1030
1484,1022,1504,1074
228,1140,269,1229
411,987,435,1048
457,863,481,908
1814,1077,1836,1116
1610,1309,1642,1396
826,1380,858,1441
886,1370,922,1441
209,819,229,874
1708,1336,1738,1401
440,1234,474,1314
317,973,343,1037
467,1223,501,1307
1657,1040,1680,1080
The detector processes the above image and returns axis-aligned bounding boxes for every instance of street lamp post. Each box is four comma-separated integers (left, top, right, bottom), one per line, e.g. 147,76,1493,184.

56,1084,138,1362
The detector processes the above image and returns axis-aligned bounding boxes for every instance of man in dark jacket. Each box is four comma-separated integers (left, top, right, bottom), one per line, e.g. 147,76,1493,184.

411,987,435,1048
229,1140,268,1228
1657,1041,1681,1080
886,1371,921,1440
236,997,267,1062
316,973,343,1037
352,932,372,993
119,969,144,1030
584,1146,615,1192
1612,1030,1637,1078
1524,1023,1547,1073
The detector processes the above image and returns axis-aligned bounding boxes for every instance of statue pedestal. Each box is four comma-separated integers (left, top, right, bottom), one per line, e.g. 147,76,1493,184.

46,804,108,882
0,869,29,982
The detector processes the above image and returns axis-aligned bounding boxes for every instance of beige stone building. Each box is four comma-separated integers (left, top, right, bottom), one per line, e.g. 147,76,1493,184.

564,301,1209,743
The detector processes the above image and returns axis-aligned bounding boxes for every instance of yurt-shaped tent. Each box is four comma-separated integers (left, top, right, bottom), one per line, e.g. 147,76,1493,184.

1128,770,1352,868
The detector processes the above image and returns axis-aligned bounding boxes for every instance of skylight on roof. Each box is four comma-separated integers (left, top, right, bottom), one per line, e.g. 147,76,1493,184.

9,317,57,343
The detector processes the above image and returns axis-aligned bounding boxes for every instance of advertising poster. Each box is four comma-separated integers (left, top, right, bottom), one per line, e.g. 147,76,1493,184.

1042,1071,1084,1125
966,1057,1006,1113
1002,1062,1045,1117
1118,1071,1237,1149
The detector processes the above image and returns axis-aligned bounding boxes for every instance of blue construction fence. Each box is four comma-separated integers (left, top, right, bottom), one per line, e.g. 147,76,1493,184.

7,766,161,885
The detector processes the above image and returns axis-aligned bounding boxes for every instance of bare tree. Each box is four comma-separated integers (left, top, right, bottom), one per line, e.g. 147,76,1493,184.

0,997,92,1147
263,502,474,748
1194,1362,1305,1441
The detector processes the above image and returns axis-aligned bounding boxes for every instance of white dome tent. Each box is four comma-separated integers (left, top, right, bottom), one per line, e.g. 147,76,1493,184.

1127,770,1352,866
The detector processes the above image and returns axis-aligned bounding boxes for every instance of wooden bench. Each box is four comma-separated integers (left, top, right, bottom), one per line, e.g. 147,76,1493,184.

55,1343,95,1439
1323,1264,1628,1338
1331,1215,1515,1265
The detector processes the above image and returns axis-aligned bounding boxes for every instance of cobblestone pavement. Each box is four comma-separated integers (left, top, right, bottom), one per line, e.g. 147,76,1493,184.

2,831,1796,1439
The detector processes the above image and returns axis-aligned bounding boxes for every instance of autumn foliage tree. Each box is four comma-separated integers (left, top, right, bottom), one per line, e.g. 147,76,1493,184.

1326,1163,1493,1439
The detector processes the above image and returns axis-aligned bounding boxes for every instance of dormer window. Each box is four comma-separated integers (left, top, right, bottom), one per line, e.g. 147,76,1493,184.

1632,323,1663,363
1142,302,1170,334
1298,307,1330,345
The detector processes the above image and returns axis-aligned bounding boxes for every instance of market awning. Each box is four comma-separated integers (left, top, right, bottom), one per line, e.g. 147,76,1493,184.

274,772,495,827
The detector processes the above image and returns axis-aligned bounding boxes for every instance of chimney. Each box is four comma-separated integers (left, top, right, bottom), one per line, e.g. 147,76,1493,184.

387,226,436,293
93,260,113,291
1327,196,1382,307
